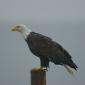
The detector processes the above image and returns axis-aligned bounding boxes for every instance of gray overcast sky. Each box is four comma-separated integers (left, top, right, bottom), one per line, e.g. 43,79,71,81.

0,0,85,85
0,0,85,20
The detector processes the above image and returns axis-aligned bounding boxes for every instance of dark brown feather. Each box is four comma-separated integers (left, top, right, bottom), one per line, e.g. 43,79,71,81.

25,32,78,70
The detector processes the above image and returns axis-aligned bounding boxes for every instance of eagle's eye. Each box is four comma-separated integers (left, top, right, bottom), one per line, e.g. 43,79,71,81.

16,26,20,28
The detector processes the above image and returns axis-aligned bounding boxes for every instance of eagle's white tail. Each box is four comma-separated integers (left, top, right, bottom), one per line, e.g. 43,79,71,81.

64,65,76,77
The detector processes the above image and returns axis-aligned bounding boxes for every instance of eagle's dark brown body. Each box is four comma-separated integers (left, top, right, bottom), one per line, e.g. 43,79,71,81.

25,32,78,70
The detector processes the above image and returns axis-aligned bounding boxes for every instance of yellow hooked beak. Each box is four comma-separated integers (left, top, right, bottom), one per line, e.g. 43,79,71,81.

11,27,17,32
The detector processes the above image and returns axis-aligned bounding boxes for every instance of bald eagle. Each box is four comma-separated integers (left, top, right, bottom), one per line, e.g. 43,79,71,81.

11,24,78,74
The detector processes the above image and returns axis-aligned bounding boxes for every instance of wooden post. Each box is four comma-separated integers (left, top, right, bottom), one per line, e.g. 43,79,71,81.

31,68,46,85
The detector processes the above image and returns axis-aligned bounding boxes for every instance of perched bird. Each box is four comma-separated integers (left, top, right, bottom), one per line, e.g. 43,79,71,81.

11,24,78,75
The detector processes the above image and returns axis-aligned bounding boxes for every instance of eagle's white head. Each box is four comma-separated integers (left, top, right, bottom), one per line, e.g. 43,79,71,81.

11,24,32,39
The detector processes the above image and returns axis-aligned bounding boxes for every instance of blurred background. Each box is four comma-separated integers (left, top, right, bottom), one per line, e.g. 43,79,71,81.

0,0,85,85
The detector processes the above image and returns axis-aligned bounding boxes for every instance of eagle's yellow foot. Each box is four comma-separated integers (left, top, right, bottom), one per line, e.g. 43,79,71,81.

42,67,48,71
33,67,48,71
